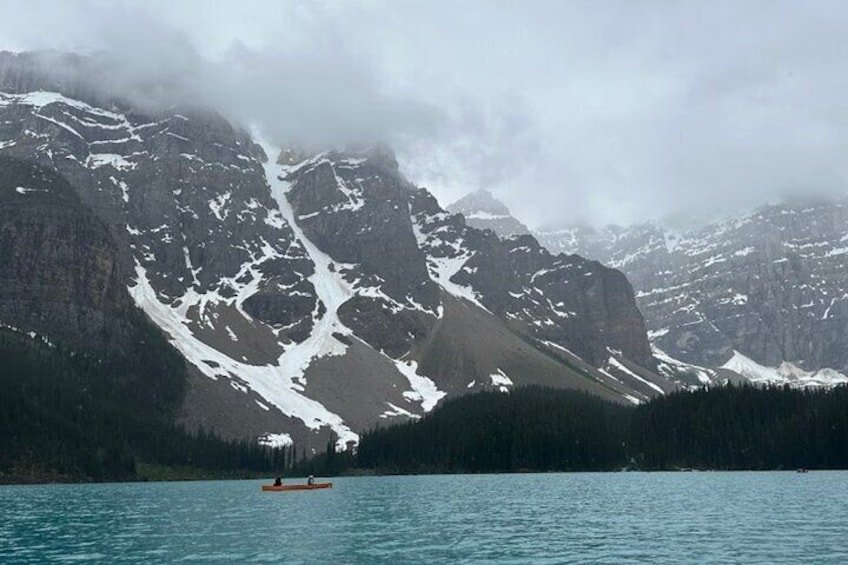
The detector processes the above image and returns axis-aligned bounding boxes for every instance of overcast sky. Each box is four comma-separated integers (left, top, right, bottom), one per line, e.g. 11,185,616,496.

1,0,847,228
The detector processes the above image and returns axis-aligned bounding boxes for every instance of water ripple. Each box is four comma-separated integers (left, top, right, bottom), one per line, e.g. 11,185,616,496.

1,472,848,563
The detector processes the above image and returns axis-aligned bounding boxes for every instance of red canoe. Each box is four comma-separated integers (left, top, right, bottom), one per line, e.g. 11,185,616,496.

262,483,333,491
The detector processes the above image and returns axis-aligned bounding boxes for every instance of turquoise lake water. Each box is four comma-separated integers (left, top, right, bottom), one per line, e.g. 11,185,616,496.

1,471,847,563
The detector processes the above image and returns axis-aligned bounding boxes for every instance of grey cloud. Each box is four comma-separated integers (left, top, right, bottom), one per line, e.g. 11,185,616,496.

0,0,445,145
1,0,848,228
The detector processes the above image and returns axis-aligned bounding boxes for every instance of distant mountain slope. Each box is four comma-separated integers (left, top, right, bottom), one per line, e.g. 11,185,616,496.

0,51,670,450
536,199,848,388
450,187,848,389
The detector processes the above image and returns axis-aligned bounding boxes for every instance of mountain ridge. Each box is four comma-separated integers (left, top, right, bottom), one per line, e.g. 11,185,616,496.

0,52,670,450
448,187,848,389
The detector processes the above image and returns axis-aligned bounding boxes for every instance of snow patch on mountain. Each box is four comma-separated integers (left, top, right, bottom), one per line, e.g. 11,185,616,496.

169,235,286,327
607,355,664,394
653,347,715,386
0,90,142,145
14,186,47,194
410,209,488,312
85,153,136,171
538,339,583,361
381,402,421,420
490,368,513,392
722,350,848,388
128,260,358,448
391,358,446,411
467,211,510,220
258,432,293,448
426,250,486,310
257,135,355,369
0,322,55,346
256,132,447,417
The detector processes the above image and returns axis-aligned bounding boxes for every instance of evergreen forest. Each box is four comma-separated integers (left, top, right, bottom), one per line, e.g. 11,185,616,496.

0,322,289,483
297,385,848,476
5,315,848,483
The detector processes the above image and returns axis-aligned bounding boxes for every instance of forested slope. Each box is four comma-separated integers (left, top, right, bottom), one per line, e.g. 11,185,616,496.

0,326,288,482
298,385,848,475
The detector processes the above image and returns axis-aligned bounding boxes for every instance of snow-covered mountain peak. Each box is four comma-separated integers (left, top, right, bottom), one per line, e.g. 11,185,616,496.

723,351,848,389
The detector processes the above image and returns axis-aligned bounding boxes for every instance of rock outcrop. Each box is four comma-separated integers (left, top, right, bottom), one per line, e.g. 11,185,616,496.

0,156,135,355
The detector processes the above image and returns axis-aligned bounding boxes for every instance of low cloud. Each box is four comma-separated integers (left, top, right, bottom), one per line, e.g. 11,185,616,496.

1,0,848,228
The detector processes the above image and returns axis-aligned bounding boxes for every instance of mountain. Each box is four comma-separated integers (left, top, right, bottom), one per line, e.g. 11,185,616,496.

535,199,848,389
0,155,135,355
0,51,669,451
449,187,848,389
447,189,531,237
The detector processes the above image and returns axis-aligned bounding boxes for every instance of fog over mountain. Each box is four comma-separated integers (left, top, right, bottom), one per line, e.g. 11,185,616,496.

2,0,848,228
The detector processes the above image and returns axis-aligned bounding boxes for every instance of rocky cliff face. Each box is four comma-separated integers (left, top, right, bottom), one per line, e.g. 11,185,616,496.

536,199,848,387
0,51,669,449
0,156,135,355
0,53,319,354
412,190,652,368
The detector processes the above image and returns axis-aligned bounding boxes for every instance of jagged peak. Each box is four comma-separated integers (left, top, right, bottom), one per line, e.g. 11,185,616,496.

446,188,531,239
449,188,511,217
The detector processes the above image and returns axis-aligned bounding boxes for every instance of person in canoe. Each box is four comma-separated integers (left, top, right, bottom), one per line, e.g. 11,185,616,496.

273,476,282,486
307,475,315,486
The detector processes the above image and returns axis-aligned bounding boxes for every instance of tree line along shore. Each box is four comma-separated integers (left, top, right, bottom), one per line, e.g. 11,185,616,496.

4,324,847,483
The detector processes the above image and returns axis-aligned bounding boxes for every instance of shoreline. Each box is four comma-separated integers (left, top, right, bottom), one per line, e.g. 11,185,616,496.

0,465,828,486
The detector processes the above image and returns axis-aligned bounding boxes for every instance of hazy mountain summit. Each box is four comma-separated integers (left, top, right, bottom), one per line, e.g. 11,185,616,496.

448,189,531,238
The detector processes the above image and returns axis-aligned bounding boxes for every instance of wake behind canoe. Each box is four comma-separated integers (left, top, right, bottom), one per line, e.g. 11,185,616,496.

262,483,333,491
